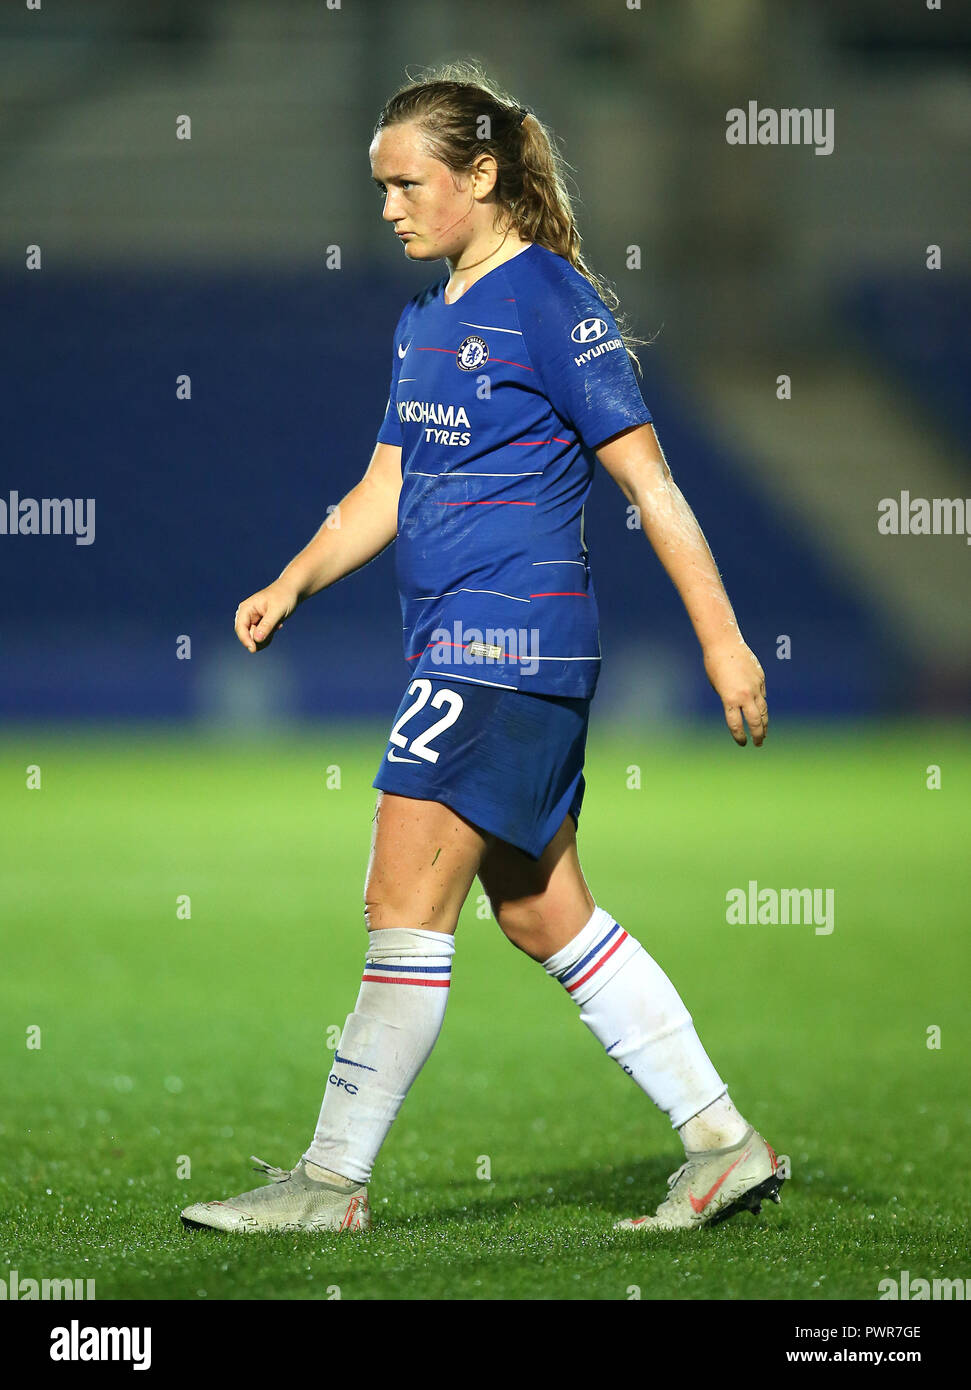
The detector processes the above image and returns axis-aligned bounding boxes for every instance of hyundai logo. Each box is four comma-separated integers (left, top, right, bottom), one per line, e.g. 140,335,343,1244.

571,317,608,344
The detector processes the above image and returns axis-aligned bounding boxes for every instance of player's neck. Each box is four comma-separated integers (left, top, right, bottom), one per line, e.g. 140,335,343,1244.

444,234,533,304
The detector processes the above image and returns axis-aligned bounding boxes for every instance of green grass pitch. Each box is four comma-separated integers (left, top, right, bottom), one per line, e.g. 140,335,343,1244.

2,719,969,1301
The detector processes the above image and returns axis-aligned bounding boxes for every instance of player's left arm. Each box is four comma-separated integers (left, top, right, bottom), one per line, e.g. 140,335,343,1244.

595,422,768,747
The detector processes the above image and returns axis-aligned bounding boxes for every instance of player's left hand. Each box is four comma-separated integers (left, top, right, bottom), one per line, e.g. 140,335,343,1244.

703,640,768,746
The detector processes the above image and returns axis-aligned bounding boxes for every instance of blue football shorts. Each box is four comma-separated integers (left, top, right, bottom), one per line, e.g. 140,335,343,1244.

372,673,591,859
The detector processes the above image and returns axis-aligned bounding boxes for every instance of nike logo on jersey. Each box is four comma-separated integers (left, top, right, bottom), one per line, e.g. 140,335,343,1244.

688,1147,752,1213
398,340,410,359
387,748,420,763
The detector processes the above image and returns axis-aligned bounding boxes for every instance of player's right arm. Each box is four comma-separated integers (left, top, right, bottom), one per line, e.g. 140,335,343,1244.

234,441,401,653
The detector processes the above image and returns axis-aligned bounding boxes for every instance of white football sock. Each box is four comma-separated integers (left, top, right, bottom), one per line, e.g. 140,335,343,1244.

303,927,454,1184
677,1093,751,1152
543,906,749,1145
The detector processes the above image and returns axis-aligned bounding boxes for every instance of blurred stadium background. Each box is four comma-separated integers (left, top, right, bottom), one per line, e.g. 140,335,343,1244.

2,0,968,728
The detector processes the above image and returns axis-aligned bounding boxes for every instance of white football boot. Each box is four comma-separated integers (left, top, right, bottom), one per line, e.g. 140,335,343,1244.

613,1126,785,1232
180,1156,370,1233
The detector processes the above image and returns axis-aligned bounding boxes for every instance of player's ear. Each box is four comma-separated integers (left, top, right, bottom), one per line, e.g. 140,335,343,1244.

471,152,499,200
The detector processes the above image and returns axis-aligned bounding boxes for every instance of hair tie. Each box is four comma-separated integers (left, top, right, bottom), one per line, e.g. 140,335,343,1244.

517,105,532,125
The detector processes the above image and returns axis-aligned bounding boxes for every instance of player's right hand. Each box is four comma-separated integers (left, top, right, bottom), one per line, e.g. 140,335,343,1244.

234,582,298,653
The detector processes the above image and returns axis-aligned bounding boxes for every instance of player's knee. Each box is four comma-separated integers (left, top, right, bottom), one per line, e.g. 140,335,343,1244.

494,903,555,962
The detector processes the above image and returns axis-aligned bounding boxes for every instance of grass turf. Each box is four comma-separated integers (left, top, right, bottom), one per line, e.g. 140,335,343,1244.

1,719,969,1300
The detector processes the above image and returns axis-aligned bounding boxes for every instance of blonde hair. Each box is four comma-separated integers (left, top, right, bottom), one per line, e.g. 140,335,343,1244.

375,59,651,373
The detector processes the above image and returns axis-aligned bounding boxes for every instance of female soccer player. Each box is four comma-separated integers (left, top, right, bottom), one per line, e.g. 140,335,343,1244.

182,64,783,1236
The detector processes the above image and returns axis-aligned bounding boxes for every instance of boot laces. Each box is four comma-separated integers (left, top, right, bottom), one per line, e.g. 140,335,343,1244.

250,1155,292,1182
665,1161,690,1190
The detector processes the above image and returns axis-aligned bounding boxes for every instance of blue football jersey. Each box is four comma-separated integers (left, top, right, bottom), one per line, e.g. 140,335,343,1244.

376,242,653,699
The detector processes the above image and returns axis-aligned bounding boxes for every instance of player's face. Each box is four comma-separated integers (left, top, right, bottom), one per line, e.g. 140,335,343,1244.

369,122,490,261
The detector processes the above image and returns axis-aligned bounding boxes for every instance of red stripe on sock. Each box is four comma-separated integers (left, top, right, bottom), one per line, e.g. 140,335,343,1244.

565,931,629,993
360,974,450,987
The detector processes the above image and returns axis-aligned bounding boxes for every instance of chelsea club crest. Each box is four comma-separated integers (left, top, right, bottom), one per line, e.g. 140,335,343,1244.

456,335,489,371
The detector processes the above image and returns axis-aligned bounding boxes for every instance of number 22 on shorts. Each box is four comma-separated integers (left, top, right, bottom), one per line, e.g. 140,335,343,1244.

388,679,464,764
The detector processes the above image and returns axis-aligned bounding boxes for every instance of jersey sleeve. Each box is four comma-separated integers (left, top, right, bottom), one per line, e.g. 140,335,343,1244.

521,272,652,451
375,300,414,448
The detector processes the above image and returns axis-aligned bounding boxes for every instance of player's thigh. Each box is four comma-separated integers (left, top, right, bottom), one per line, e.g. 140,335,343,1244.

364,790,492,933
477,813,596,961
